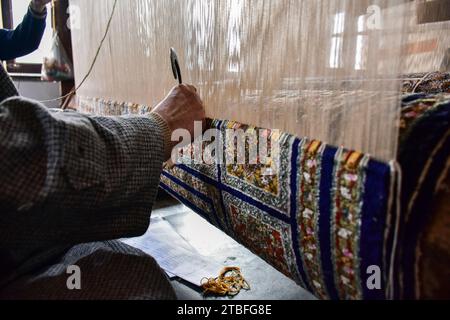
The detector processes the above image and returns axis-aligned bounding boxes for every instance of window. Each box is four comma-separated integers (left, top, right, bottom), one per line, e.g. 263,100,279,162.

329,12,369,71
329,12,345,69
226,0,243,73
354,15,368,71
1,0,53,75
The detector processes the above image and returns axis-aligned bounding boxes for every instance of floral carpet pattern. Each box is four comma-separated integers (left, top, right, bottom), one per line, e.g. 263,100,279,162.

160,120,394,300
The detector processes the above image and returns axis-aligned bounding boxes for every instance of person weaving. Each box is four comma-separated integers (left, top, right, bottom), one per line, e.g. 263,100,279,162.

0,61,206,299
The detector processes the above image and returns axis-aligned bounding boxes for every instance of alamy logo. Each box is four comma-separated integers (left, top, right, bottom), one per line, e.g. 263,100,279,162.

66,265,81,290
171,121,281,174
366,265,381,290
366,5,382,30
66,5,81,30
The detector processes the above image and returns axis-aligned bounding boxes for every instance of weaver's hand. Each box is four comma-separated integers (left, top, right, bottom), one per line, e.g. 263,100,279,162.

152,84,206,155
31,0,52,13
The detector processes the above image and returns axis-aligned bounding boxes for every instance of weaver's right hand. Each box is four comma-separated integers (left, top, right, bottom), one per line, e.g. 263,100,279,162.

152,84,206,157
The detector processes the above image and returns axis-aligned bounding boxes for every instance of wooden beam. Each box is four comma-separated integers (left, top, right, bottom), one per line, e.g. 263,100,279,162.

53,0,75,106
0,1,3,28
418,0,450,24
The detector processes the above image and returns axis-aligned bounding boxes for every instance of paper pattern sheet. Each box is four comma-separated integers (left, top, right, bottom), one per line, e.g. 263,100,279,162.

121,218,223,286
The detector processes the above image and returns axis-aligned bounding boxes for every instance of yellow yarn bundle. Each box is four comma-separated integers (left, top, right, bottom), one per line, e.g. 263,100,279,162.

201,267,250,297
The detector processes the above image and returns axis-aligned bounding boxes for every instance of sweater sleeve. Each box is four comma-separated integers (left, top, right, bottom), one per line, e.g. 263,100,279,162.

0,97,169,247
0,5,47,61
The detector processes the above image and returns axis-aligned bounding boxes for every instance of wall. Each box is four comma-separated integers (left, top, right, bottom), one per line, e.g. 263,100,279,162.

13,78,61,109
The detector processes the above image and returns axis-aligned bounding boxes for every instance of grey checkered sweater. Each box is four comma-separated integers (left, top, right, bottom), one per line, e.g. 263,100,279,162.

0,64,176,299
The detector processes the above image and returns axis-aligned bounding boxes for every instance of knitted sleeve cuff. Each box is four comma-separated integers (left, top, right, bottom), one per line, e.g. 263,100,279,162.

28,2,48,19
148,112,173,161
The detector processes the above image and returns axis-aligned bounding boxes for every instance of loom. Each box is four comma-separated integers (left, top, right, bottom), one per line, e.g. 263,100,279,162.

69,0,450,299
